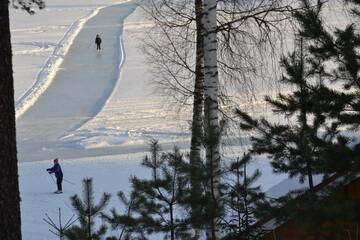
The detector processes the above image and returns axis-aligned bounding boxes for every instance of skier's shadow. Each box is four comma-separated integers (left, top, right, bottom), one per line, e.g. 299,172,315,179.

96,49,102,59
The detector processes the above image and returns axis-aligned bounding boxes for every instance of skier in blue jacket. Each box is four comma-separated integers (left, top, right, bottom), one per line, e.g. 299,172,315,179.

47,158,63,194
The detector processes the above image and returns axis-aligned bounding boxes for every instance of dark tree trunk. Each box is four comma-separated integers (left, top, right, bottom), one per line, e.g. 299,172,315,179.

190,0,205,166
299,86,314,189
0,1,22,239
169,204,175,240
299,38,314,189
189,0,205,235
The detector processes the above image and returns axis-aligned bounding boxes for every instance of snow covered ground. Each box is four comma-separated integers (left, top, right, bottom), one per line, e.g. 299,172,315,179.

15,0,194,163
12,0,355,239
16,1,139,162
62,6,193,155
11,0,126,101
20,151,289,240
20,153,145,240
13,2,285,238
13,1,199,239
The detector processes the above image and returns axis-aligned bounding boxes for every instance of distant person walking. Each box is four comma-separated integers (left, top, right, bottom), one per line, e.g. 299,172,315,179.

95,34,102,51
47,158,63,194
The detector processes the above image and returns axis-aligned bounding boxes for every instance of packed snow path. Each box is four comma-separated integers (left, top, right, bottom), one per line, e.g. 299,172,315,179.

17,2,137,162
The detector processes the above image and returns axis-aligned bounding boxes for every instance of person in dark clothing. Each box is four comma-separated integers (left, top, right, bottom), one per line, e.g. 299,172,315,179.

47,158,63,194
95,34,102,51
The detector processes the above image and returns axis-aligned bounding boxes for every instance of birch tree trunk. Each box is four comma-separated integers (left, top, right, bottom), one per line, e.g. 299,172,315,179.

189,0,205,236
203,0,221,238
0,0,22,239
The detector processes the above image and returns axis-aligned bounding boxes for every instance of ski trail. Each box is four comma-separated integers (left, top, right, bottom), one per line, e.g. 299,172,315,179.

15,0,135,119
15,7,105,119
68,34,127,132
17,2,138,162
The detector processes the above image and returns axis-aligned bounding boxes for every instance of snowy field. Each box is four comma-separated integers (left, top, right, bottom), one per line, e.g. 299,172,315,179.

20,153,145,239
20,151,291,240
11,0,354,239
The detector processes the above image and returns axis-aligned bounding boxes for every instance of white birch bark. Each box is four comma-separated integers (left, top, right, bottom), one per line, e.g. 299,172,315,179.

203,0,221,238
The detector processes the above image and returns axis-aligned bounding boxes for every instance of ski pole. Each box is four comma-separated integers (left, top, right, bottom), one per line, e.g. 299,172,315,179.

63,178,76,185
48,173,56,184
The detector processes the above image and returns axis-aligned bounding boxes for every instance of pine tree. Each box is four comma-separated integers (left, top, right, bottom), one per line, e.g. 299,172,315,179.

125,141,190,240
236,37,332,189
43,208,77,240
102,191,146,240
0,3,22,237
65,178,111,240
187,145,227,239
105,141,227,239
236,2,360,237
221,154,266,240
293,0,360,173
0,1,43,239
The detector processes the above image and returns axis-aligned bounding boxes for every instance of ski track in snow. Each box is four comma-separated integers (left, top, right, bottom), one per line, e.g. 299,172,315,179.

16,1,139,162
68,34,126,132
15,0,134,120
15,7,105,119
